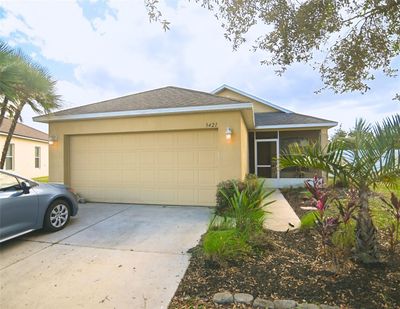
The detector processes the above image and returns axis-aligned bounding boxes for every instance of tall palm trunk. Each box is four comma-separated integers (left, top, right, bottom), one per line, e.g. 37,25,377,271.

0,97,9,128
0,102,24,169
355,186,379,263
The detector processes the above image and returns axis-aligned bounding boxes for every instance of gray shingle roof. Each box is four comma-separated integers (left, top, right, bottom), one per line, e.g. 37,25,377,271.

51,86,246,116
0,118,48,141
255,112,336,126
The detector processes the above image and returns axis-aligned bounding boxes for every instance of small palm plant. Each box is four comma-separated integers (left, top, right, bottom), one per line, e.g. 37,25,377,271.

222,180,274,236
280,115,400,264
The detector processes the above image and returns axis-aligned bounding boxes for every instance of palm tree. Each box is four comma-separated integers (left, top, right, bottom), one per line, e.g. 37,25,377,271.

0,41,23,128
280,115,400,264
0,50,60,169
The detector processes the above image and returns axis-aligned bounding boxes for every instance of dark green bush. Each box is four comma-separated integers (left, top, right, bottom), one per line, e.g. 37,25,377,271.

203,229,251,262
215,174,262,216
215,179,246,215
244,173,259,192
206,175,273,263
223,179,273,235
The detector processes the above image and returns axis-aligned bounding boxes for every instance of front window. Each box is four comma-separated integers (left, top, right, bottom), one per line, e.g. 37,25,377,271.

35,146,41,168
5,144,14,170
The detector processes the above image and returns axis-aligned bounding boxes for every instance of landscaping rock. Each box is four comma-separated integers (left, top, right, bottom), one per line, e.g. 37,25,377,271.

300,206,316,210
274,299,297,309
234,293,254,305
213,292,233,304
253,297,274,308
297,304,320,309
320,305,339,309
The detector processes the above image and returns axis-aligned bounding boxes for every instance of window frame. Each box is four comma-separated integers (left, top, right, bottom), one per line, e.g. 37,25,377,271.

34,146,41,169
5,144,14,170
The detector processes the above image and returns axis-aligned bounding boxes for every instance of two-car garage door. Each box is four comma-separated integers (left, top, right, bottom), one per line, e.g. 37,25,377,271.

69,130,219,206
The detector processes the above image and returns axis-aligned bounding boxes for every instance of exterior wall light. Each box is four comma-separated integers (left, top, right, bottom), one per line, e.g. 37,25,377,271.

48,135,58,145
225,127,232,141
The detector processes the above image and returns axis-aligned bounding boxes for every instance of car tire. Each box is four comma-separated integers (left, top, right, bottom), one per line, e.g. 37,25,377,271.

44,199,71,232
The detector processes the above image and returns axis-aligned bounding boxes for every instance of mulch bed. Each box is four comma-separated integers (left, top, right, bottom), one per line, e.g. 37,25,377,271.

169,191,400,309
280,187,311,217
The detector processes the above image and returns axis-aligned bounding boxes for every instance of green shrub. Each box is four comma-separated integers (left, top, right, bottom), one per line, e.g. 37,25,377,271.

208,215,236,231
215,174,262,216
203,229,251,262
207,176,273,261
215,179,246,215
223,180,273,236
300,211,320,230
332,221,356,252
244,173,259,192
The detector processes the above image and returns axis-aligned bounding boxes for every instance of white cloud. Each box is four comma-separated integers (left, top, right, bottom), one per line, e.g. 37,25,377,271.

0,0,398,133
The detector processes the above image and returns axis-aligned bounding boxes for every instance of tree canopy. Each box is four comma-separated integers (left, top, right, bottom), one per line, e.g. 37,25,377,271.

146,0,400,98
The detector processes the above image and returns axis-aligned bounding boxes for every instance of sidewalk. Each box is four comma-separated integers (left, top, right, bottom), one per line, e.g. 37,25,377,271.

263,189,300,232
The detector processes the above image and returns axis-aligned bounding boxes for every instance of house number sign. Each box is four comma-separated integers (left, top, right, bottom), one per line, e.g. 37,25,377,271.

206,122,218,128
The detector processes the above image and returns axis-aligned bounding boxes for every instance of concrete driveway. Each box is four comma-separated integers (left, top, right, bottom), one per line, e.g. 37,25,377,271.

0,203,211,309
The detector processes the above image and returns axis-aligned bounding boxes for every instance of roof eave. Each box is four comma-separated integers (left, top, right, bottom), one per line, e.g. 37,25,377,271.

0,132,48,143
255,122,338,130
34,103,255,124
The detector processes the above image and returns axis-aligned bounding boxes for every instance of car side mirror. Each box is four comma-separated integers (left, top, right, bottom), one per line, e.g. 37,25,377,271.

20,181,30,194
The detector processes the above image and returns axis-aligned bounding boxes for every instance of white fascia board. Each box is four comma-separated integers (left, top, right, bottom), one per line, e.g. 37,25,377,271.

211,84,293,113
0,132,48,143
34,103,254,123
256,122,338,129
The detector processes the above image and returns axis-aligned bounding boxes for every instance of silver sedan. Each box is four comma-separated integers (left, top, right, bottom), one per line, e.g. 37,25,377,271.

0,170,79,243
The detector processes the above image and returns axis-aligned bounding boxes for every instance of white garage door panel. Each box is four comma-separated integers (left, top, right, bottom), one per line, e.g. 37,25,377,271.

70,130,218,206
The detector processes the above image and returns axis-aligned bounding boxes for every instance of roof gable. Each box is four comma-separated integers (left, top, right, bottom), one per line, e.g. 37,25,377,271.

47,86,246,117
34,85,336,129
0,118,48,141
212,84,292,113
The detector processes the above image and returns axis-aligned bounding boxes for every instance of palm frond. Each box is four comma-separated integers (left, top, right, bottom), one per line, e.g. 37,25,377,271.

280,140,349,183
280,114,400,190
0,41,23,101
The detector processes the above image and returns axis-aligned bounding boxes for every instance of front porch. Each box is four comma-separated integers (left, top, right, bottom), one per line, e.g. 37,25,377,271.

248,129,323,188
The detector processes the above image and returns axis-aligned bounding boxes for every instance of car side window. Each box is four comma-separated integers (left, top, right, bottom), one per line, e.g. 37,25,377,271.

0,173,20,191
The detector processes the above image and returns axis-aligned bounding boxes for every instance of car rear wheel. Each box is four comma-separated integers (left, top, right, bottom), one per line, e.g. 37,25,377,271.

44,200,70,232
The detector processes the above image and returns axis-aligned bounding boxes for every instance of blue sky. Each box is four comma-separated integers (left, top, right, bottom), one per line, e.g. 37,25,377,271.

0,0,399,134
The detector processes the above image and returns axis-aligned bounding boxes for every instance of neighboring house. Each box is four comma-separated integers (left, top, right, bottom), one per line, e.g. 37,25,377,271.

0,118,49,179
34,85,337,206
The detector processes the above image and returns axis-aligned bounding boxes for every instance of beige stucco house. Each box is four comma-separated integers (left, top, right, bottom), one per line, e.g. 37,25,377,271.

0,118,49,178
34,85,337,206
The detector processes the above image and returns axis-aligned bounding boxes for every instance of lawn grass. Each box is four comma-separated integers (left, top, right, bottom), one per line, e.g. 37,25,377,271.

32,176,48,183
370,181,399,231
